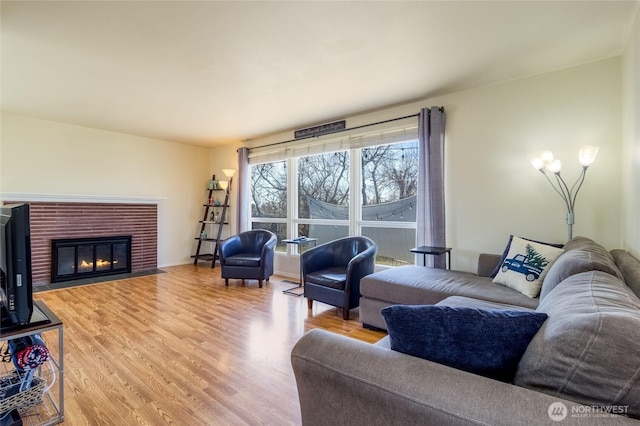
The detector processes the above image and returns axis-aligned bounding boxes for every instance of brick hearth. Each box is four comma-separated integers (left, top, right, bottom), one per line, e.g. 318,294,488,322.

22,202,158,286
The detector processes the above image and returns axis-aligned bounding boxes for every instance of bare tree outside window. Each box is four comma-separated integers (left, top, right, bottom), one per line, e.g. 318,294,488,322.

251,161,287,218
249,139,418,263
250,161,287,250
298,151,350,219
362,141,418,207
361,140,419,265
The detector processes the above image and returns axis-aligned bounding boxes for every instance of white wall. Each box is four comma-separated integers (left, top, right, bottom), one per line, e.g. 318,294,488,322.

0,113,212,267
0,58,628,274
207,143,240,238
248,58,623,273
440,58,622,271
622,5,640,258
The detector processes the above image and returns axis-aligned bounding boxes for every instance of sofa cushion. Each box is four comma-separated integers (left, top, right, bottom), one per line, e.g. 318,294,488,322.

477,253,502,278
539,248,624,301
563,235,614,261
492,236,564,298
491,235,563,278
305,266,347,290
224,253,261,267
360,265,539,309
514,271,640,418
381,304,548,382
436,295,536,312
373,335,391,349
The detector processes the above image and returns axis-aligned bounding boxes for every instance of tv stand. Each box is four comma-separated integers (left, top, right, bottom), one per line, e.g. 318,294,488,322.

1,303,51,334
0,300,64,425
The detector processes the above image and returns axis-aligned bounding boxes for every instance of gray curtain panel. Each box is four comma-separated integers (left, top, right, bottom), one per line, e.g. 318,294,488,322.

236,147,250,233
416,107,446,268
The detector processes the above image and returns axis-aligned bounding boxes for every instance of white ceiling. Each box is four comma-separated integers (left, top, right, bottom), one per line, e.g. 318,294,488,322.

1,1,637,147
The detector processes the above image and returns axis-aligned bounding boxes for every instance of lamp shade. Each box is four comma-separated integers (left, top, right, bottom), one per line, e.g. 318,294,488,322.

531,158,545,170
546,159,562,174
541,150,554,162
222,169,236,178
218,180,229,190
578,145,599,167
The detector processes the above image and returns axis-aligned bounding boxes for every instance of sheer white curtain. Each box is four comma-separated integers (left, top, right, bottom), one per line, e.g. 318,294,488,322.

416,107,446,268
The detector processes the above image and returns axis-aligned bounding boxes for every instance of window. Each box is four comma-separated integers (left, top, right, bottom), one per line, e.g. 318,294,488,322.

250,161,287,252
298,151,350,246
361,141,418,265
249,122,418,263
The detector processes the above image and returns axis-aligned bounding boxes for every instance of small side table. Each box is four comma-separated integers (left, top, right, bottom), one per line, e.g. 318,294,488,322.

282,238,318,296
0,300,65,425
410,246,452,270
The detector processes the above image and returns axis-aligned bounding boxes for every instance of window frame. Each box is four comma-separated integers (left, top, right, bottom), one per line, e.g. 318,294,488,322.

249,122,419,260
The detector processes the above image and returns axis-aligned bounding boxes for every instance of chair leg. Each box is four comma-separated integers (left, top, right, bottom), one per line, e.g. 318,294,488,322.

342,308,350,320
307,299,313,310
225,278,229,286
258,280,263,288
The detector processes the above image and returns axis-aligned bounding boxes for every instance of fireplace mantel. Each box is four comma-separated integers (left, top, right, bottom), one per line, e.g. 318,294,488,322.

1,192,165,204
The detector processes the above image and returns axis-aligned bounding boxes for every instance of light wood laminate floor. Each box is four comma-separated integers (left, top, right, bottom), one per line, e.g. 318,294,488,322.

32,264,386,425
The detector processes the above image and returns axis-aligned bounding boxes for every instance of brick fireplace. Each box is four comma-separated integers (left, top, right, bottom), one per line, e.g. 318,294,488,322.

22,202,158,286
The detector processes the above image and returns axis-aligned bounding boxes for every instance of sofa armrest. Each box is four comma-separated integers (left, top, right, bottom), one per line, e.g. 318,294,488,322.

611,249,640,299
291,329,636,425
477,253,502,277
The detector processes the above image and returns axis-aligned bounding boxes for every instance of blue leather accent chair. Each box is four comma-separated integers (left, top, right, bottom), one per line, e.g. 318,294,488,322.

302,236,377,320
220,229,277,288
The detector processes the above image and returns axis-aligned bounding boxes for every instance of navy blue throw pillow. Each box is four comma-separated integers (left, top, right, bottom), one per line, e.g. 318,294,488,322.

381,305,548,382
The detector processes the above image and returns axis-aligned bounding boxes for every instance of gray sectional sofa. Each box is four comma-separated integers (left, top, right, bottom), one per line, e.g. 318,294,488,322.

291,237,640,425
359,252,535,330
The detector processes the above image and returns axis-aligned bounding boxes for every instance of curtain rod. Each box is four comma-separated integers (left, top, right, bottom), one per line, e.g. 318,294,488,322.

255,113,420,150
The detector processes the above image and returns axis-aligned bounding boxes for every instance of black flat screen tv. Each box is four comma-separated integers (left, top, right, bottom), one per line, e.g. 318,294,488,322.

0,203,34,330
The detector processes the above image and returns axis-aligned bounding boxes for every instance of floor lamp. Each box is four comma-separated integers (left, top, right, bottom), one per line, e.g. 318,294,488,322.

531,145,599,241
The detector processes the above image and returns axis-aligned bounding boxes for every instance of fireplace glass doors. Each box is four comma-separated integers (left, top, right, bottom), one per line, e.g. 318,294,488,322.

51,236,132,283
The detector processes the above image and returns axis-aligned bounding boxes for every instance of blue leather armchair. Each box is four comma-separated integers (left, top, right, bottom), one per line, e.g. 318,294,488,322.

220,229,277,288
302,236,377,320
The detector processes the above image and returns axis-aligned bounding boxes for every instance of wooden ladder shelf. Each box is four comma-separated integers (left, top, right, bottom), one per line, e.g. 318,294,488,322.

191,174,232,268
